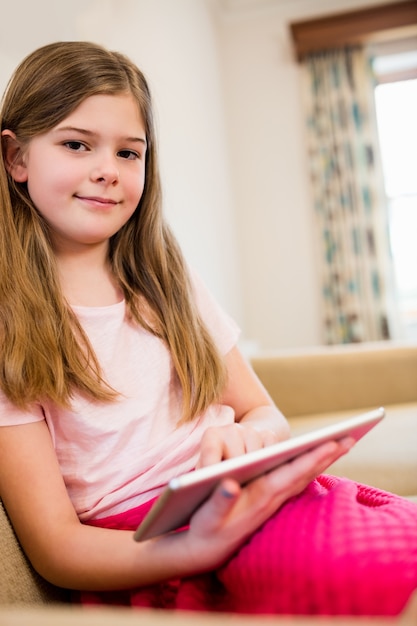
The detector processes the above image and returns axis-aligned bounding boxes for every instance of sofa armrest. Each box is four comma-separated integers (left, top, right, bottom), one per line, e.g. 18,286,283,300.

251,341,417,417
0,499,69,605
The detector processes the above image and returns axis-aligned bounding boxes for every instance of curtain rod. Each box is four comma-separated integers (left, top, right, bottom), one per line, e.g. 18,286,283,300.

290,1,417,61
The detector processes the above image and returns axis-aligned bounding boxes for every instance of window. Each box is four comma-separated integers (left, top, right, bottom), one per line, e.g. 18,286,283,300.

290,3,417,342
373,52,417,340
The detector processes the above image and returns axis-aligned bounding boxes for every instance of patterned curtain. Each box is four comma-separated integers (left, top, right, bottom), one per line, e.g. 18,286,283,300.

301,46,398,344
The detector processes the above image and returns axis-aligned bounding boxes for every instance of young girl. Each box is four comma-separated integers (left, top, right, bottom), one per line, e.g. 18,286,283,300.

0,41,416,617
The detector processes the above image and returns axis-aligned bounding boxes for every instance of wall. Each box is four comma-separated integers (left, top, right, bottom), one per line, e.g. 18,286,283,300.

211,0,407,350
0,0,403,351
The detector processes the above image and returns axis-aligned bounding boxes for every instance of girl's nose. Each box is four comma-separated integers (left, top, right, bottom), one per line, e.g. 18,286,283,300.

91,154,119,185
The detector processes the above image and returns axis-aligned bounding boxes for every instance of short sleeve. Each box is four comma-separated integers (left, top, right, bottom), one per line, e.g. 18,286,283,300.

190,270,240,355
0,391,44,427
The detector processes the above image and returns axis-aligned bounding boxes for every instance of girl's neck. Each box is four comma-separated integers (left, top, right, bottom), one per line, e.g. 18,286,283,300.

55,244,123,307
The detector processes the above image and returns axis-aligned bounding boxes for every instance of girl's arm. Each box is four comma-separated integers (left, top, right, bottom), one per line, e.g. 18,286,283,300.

197,345,292,467
0,419,224,590
0,418,351,591
0,420,185,590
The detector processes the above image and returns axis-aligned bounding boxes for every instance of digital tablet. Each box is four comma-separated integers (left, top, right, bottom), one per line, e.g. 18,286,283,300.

133,407,385,541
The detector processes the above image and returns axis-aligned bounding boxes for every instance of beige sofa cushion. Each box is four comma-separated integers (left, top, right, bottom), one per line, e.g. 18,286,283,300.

251,342,417,417
290,403,417,497
0,500,68,605
251,342,417,498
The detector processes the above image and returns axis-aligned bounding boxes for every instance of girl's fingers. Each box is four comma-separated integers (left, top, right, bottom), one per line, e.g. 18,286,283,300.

264,437,355,495
197,425,249,468
190,479,241,533
259,428,281,448
212,479,241,507
188,439,356,569
195,438,356,542
197,423,280,469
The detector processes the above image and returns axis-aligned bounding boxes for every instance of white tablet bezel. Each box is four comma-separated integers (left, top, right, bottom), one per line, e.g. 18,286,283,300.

134,407,385,541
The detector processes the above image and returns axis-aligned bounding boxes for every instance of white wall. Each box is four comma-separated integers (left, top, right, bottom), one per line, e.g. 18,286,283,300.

0,0,401,351
212,0,321,350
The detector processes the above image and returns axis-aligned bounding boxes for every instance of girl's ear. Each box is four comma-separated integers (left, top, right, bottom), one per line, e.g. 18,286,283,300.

1,130,28,182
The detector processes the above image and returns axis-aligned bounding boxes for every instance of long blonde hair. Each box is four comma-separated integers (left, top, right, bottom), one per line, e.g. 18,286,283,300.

0,41,226,421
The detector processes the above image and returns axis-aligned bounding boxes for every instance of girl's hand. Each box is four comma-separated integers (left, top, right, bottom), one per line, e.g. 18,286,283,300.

197,422,281,468
182,436,354,572
199,345,291,469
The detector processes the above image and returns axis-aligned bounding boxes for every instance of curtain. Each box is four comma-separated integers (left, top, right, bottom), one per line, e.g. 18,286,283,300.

301,46,398,344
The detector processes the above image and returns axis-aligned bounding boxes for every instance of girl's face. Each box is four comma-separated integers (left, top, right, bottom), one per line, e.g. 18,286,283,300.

8,93,147,255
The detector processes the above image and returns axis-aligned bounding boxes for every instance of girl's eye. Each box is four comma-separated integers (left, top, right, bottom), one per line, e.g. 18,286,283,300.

63,141,87,152
118,150,140,160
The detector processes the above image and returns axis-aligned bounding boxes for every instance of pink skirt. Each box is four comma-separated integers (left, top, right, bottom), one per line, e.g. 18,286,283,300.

79,475,417,616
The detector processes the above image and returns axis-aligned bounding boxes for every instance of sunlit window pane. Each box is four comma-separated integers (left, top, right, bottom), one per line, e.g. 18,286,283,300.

374,79,417,197
374,77,417,340
389,196,417,296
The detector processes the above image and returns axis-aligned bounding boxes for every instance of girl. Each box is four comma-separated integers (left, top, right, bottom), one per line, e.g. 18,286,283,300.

0,41,415,616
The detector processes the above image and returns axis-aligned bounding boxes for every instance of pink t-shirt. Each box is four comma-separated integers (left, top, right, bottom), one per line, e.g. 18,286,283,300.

0,274,240,521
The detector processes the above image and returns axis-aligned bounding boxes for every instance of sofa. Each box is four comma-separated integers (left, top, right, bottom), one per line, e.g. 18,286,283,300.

1,339,417,624
251,340,417,499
